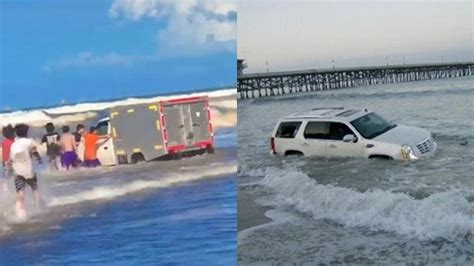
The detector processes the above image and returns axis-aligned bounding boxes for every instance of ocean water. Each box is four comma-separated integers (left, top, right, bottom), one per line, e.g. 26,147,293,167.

237,77,474,264
0,128,237,265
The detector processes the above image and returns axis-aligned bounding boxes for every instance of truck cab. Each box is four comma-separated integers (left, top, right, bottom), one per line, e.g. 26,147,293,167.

76,117,117,166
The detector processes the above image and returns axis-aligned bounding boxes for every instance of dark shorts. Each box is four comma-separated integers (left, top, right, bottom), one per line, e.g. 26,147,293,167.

83,159,101,168
61,151,78,169
15,175,38,192
48,155,58,162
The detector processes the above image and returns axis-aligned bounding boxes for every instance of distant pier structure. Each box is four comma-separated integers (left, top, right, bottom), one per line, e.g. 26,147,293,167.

237,59,247,76
237,61,474,99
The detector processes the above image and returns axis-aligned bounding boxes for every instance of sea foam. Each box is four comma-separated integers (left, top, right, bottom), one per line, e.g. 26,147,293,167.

48,162,237,206
259,167,474,241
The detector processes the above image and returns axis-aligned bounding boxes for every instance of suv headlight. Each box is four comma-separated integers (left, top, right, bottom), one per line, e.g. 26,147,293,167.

401,145,418,160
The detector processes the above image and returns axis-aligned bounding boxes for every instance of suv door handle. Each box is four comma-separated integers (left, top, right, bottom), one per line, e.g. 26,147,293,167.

301,142,309,147
328,144,337,149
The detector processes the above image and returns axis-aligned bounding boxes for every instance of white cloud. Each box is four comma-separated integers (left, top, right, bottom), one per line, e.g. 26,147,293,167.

44,1,236,71
109,0,236,55
109,0,171,20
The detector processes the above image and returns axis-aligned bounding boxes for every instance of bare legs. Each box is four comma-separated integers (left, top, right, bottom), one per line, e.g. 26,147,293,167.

15,190,26,219
33,189,45,209
15,188,44,218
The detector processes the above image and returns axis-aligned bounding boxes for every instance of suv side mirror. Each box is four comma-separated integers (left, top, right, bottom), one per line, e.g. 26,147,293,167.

343,134,357,143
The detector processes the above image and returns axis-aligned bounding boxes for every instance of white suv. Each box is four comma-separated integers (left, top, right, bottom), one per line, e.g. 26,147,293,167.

270,108,437,160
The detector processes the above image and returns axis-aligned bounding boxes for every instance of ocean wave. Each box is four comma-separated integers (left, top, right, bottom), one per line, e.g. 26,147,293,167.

0,110,99,128
259,167,474,241
48,163,237,207
0,88,236,127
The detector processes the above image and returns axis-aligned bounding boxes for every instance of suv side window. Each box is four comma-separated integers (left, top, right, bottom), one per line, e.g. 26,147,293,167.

304,122,330,139
328,122,355,141
276,121,302,138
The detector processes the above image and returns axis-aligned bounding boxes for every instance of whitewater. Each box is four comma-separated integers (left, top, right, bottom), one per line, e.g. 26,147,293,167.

237,76,473,264
0,155,236,235
0,88,236,128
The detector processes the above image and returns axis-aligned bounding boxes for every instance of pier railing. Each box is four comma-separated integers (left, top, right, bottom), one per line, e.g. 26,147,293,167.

237,62,474,99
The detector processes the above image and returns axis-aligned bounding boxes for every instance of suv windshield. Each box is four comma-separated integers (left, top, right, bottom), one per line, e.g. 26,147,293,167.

96,121,109,136
350,112,396,139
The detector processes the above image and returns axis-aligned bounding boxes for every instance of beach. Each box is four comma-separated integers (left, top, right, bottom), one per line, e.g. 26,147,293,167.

0,89,237,159
0,89,237,265
237,77,474,264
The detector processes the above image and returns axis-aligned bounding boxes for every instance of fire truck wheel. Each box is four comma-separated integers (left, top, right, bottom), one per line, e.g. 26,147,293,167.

131,153,145,164
206,145,215,154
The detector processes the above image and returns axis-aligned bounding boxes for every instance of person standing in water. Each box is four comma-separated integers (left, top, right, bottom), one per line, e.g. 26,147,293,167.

73,124,85,166
41,122,61,170
73,124,85,144
2,125,15,192
10,124,44,218
59,125,77,170
83,127,109,167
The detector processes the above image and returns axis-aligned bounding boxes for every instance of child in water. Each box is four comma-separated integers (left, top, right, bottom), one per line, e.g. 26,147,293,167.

10,124,44,218
2,125,15,192
41,122,61,170
73,124,85,167
59,125,77,170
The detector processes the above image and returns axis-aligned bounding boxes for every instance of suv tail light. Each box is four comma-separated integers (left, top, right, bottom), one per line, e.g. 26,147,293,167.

270,137,276,155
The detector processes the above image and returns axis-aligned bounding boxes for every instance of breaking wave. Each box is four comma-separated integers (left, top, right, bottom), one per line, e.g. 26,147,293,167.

0,110,99,128
48,163,237,207
0,88,236,127
259,167,474,241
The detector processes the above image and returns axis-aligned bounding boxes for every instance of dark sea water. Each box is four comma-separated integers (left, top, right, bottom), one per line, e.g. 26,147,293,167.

1,129,236,265
237,77,474,264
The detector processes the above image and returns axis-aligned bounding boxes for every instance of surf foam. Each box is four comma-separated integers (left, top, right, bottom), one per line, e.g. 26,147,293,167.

259,167,474,241
0,88,236,127
48,163,237,206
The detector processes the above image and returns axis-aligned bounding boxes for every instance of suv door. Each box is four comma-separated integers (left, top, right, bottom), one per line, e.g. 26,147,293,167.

300,121,328,156
325,122,364,157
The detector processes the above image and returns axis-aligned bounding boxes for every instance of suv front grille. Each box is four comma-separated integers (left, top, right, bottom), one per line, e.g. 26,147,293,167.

416,137,434,154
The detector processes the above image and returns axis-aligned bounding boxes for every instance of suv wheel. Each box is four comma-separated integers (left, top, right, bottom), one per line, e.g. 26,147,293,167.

369,155,393,160
284,150,304,156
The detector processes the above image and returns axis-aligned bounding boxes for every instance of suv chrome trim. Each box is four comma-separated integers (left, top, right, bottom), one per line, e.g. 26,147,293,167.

416,136,434,154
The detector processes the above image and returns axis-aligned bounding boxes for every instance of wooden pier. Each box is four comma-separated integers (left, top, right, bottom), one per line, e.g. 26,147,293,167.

237,62,474,99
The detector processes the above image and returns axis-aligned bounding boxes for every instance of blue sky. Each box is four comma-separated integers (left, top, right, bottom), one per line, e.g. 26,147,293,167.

0,0,236,110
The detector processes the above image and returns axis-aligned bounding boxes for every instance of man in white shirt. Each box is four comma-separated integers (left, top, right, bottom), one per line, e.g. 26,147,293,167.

10,124,44,218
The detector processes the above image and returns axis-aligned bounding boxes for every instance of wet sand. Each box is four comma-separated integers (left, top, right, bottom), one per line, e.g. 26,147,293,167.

237,189,272,232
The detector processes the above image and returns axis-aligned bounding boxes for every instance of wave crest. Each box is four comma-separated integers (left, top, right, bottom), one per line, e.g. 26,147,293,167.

260,167,474,241
49,163,237,206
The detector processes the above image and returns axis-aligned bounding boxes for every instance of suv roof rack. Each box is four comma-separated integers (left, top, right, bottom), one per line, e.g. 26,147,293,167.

311,107,344,110
285,107,367,120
